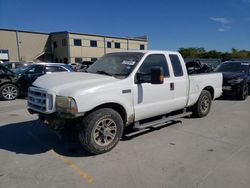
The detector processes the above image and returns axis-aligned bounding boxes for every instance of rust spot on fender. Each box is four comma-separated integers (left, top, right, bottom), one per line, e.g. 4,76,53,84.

127,114,135,125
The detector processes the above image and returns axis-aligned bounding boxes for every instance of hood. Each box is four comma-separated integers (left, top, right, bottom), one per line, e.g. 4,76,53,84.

33,72,119,95
222,72,245,80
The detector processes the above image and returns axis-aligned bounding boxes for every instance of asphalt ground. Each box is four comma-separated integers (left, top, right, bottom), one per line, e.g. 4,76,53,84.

0,96,250,188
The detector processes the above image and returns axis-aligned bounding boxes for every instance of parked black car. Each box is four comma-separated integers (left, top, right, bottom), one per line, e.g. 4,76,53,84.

215,61,250,100
0,63,74,100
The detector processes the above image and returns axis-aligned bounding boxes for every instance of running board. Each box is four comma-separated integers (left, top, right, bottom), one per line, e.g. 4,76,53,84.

134,111,192,130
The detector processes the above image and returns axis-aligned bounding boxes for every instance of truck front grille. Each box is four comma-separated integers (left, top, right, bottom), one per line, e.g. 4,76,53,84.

28,87,53,113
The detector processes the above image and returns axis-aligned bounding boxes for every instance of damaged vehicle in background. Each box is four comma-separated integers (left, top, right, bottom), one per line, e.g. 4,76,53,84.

0,63,74,100
215,61,250,100
185,60,213,74
0,64,19,100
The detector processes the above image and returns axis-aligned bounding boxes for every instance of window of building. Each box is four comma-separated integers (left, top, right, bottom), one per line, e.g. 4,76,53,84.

140,44,145,50
53,41,57,48
107,41,112,48
74,39,82,46
0,49,9,61
91,58,98,62
169,54,184,77
0,49,8,53
63,58,68,64
115,42,120,49
138,54,170,77
75,57,82,63
90,40,97,47
62,39,67,46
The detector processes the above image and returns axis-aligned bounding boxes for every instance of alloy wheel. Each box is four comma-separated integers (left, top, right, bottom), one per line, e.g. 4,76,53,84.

93,118,117,146
2,85,18,100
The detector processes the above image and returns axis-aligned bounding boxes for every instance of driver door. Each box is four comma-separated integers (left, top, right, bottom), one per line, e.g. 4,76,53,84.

133,54,175,121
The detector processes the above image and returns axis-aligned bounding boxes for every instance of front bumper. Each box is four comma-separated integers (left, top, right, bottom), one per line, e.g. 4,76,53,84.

28,108,85,131
28,108,85,119
222,83,243,95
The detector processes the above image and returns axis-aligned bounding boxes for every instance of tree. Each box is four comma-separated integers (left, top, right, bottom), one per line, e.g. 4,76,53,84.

178,47,250,59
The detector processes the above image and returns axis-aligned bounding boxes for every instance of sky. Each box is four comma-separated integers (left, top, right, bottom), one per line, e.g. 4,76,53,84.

0,0,250,52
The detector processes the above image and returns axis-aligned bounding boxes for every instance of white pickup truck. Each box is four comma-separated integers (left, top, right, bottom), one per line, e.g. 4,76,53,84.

27,51,222,154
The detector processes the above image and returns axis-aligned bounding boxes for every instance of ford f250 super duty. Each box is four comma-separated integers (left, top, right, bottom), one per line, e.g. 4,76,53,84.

27,51,223,154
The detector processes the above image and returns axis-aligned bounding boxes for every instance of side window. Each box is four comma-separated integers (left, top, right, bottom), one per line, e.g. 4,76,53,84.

138,54,169,77
46,66,67,73
169,54,184,77
28,65,44,74
0,67,6,75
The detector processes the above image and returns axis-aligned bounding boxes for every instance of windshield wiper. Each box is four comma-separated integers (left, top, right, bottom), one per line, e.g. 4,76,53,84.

96,70,112,76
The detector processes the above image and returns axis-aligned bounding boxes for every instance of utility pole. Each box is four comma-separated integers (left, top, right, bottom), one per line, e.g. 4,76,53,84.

15,30,21,61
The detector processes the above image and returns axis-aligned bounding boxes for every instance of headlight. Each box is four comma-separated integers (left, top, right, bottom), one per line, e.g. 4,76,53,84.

228,77,244,84
56,96,78,113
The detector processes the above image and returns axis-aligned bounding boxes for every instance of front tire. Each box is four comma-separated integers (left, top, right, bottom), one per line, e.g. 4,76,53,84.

192,90,212,118
237,84,248,100
78,108,124,154
0,84,19,100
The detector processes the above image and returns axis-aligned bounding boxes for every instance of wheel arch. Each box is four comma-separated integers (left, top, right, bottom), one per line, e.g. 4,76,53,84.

85,103,128,126
0,82,21,91
202,86,214,99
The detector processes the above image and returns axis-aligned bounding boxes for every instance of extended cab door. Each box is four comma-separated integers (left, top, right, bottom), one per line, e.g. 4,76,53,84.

133,53,176,121
167,54,189,109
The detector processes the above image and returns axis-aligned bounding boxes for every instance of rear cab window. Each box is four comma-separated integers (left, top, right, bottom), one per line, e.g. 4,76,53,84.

169,54,184,77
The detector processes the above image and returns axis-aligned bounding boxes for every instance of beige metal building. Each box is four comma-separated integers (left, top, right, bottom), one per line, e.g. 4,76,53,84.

0,28,148,63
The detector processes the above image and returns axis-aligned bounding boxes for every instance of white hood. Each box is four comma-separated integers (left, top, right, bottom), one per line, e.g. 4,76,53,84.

33,72,119,96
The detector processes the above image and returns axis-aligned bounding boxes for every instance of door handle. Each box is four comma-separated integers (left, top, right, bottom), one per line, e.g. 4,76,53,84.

170,82,174,91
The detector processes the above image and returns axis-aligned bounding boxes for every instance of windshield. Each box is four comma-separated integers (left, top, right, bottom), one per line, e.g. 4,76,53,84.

214,63,248,73
87,52,144,78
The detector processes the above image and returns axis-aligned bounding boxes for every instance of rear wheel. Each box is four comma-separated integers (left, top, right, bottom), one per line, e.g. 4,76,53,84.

192,90,212,118
237,84,248,100
0,84,19,100
78,108,124,154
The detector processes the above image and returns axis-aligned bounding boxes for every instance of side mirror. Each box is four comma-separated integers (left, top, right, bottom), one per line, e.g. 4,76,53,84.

136,73,143,84
135,66,164,84
151,67,164,84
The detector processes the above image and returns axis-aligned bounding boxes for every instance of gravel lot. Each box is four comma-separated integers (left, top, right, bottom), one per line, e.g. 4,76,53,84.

0,97,250,188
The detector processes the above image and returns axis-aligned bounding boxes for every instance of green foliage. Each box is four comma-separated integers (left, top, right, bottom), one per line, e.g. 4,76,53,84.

178,48,250,59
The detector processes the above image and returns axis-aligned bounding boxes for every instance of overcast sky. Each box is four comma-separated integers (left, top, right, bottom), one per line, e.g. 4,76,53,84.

0,0,250,52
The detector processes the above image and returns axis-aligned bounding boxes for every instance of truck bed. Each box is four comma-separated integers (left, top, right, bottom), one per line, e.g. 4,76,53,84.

187,73,223,106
